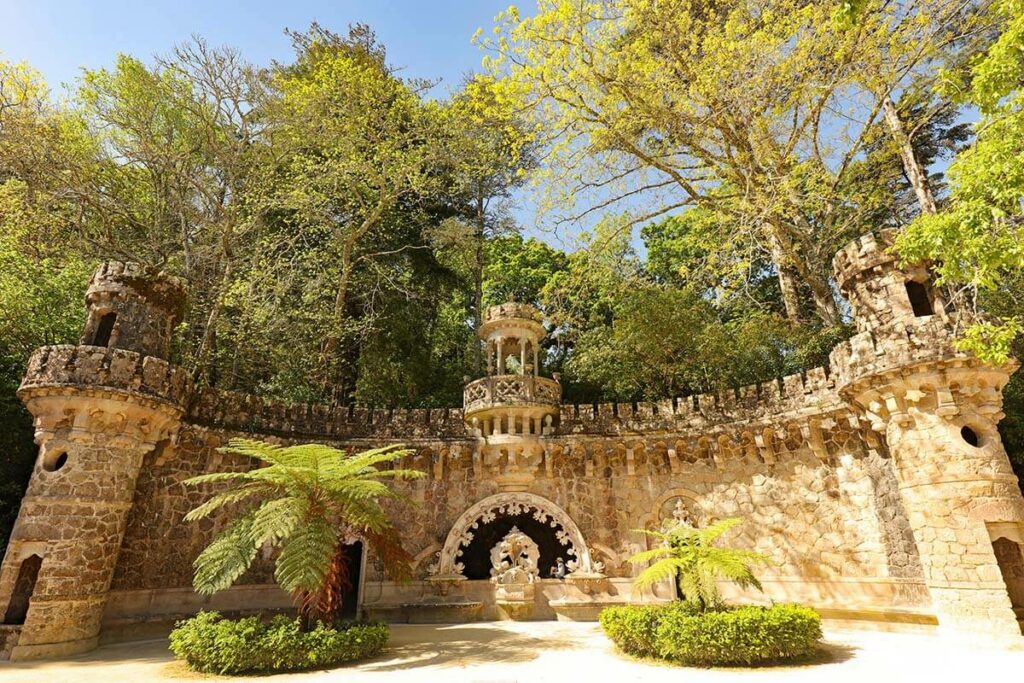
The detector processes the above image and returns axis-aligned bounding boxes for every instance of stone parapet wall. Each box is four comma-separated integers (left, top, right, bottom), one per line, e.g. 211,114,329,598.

85,261,186,322
19,345,189,409
189,388,468,440
558,367,841,436
191,369,848,445
828,317,962,396
832,230,899,293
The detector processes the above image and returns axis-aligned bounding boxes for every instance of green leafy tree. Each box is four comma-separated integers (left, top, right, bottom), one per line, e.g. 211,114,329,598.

269,24,441,399
435,75,537,371
184,439,423,629
894,0,1024,364
483,0,990,326
484,233,567,308
630,518,771,611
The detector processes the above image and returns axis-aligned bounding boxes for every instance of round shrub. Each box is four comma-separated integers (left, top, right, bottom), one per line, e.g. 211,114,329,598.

600,603,822,667
600,602,697,658
169,610,389,674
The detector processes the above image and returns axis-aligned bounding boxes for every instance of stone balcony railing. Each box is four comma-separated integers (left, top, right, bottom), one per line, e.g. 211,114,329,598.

18,345,190,409
484,302,541,324
463,374,561,414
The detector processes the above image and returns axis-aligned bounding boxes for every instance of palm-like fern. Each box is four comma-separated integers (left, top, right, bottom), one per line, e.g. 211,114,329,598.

629,517,771,611
183,438,423,627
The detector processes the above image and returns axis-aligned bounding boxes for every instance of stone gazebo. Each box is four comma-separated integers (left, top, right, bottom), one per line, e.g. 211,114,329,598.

410,303,609,621
463,302,561,490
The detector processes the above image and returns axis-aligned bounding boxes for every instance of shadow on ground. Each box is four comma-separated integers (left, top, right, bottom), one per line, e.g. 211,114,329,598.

359,623,579,672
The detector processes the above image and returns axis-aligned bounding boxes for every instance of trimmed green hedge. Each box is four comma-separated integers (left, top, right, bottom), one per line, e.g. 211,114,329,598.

600,603,822,666
169,611,389,674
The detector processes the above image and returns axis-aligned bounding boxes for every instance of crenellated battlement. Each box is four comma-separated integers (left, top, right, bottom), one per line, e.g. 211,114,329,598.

186,366,848,444
81,262,187,360
556,366,842,435
18,344,190,409
832,229,899,293
189,388,468,441
828,315,965,398
484,302,541,324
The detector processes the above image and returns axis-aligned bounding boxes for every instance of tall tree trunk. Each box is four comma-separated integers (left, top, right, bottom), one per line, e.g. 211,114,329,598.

473,193,486,373
882,95,938,216
321,242,354,402
319,201,389,400
768,231,802,322
191,238,233,387
765,222,840,326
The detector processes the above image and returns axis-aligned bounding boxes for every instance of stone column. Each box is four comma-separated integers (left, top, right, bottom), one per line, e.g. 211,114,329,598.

0,347,187,660
497,339,505,374
853,364,1024,641
533,345,539,377
519,338,527,375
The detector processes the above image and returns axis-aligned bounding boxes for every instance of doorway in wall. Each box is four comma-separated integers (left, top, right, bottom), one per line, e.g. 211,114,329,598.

3,555,42,625
992,537,1024,632
340,541,364,621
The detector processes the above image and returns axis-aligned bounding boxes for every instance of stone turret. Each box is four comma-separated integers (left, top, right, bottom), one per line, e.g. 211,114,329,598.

463,303,561,490
80,261,185,359
831,232,1024,642
0,263,189,660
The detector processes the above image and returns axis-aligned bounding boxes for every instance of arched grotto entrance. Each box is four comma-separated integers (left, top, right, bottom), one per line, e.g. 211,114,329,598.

459,510,576,579
433,492,596,578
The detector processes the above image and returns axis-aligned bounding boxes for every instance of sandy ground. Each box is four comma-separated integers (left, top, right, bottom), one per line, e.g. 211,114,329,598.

2,622,1023,683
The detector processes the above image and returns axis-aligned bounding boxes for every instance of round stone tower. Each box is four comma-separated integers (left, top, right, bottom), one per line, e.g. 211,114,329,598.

463,302,561,490
80,261,185,358
831,230,1024,641
0,262,189,660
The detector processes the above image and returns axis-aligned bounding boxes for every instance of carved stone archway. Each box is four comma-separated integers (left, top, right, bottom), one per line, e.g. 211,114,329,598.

637,487,705,531
435,493,595,576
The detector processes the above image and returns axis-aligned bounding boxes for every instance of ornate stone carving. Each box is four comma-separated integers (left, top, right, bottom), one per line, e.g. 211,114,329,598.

436,493,595,577
489,527,540,584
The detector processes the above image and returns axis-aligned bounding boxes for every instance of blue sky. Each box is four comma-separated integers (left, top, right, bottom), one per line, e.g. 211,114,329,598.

0,1,567,242
1,1,509,95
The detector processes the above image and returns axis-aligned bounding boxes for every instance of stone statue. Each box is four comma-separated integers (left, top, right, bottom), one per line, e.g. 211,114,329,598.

550,557,567,579
489,526,540,584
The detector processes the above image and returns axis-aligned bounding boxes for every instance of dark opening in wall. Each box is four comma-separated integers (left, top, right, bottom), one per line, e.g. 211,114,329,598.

340,541,363,621
3,554,42,625
905,281,934,317
42,450,68,472
459,511,575,580
991,537,1024,632
961,426,981,448
93,312,117,347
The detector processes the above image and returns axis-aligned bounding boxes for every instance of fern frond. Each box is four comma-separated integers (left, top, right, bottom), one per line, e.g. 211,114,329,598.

699,517,743,543
626,546,675,565
182,471,255,487
192,517,259,594
218,438,293,466
633,557,687,589
248,496,307,547
274,516,336,594
183,484,266,522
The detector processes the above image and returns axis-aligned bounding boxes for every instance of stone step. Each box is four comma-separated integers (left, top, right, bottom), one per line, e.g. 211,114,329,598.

0,624,23,661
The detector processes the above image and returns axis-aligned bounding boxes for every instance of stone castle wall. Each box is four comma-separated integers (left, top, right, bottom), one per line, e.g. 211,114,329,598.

5,232,1024,661
105,363,931,626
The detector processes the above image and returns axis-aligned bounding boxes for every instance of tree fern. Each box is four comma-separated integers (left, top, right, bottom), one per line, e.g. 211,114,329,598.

184,438,423,628
629,517,772,611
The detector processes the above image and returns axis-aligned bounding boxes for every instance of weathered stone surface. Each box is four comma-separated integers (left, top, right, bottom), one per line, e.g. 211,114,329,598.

4,238,1024,660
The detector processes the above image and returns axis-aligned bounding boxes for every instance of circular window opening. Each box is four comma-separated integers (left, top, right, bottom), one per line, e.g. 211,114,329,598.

42,450,68,472
960,426,981,448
